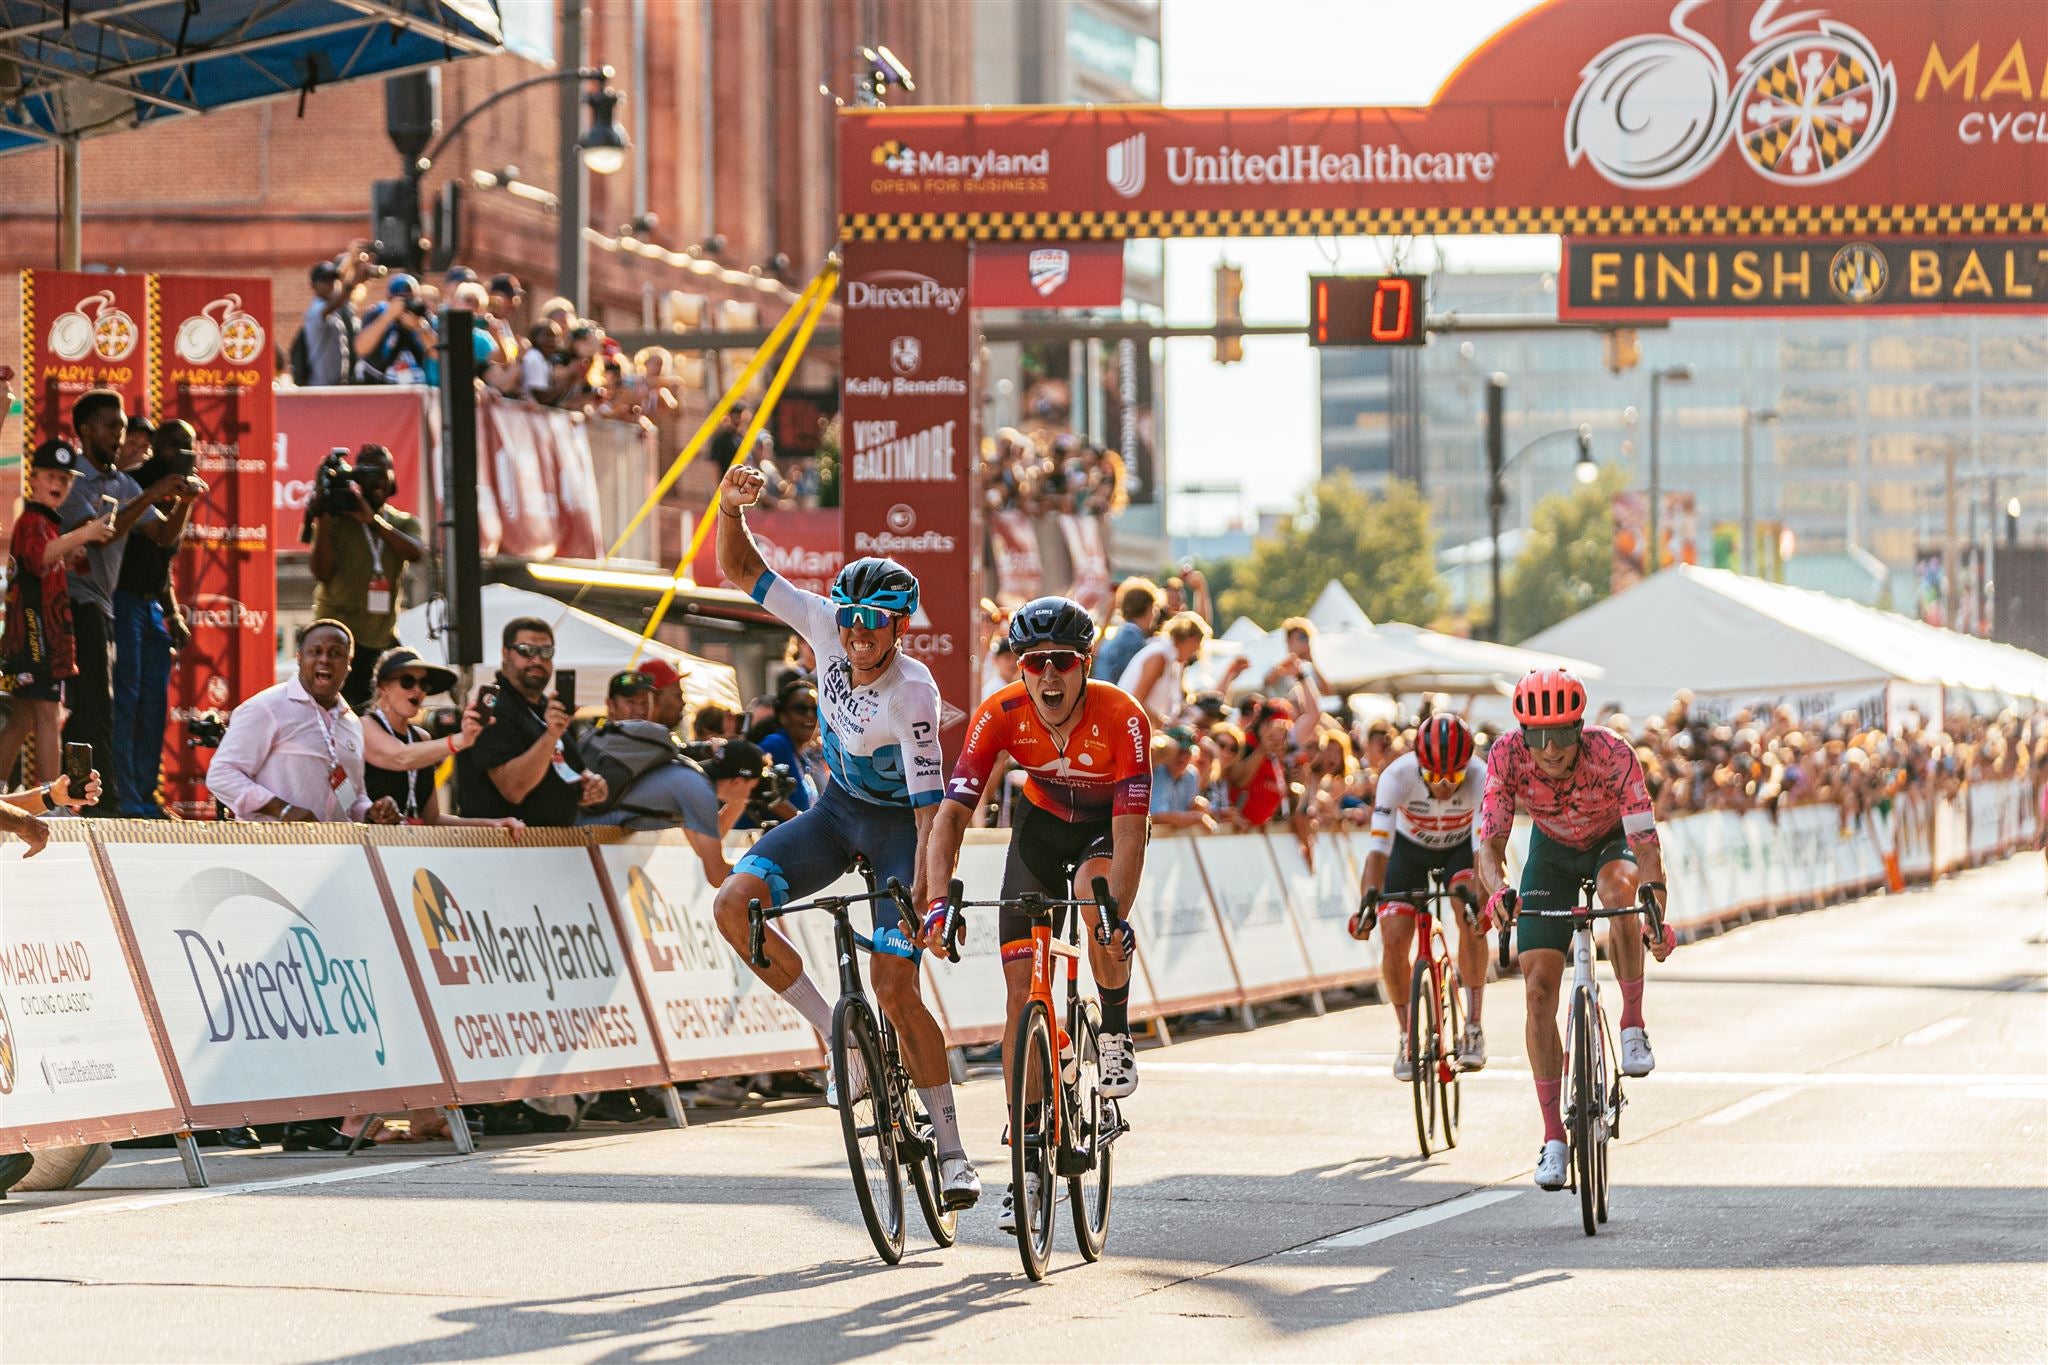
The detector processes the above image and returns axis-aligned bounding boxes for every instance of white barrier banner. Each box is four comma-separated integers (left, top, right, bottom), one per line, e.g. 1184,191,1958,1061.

597,840,821,1077
0,838,182,1146
103,834,447,1121
922,839,1014,1043
1271,832,1378,987
1124,838,1239,1012
378,841,662,1095
1194,835,1313,999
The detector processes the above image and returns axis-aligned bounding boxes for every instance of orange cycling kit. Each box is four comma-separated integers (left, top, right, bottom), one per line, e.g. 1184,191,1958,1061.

946,679,1152,953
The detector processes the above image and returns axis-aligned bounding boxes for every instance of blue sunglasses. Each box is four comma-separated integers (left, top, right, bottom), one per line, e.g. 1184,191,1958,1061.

835,604,899,630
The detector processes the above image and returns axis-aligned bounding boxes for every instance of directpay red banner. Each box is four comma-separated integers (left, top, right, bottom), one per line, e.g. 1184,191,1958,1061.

838,242,978,738
156,274,277,819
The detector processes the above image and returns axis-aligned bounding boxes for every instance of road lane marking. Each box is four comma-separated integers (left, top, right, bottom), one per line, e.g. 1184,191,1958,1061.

1702,1087,1799,1126
39,1158,456,1223
1142,1060,2047,1089
1902,1017,1970,1046
1284,1190,1521,1254
1968,1084,2048,1100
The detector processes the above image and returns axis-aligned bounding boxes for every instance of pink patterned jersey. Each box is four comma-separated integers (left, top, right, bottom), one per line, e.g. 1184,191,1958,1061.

1477,725,1659,851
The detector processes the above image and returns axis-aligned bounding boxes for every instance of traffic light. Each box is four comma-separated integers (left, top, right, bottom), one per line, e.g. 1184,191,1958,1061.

370,177,422,272
1603,327,1641,374
1214,262,1243,364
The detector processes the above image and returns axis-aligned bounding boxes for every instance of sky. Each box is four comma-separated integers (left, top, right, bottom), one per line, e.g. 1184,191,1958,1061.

1158,0,1552,534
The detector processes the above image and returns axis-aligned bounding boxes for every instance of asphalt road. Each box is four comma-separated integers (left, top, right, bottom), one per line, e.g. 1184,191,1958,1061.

4,854,2044,1363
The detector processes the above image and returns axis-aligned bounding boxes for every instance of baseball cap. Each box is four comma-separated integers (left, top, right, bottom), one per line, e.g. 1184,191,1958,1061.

1192,690,1228,718
608,669,655,697
636,658,684,692
1259,700,1296,725
1163,725,1197,750
123,413,157,438
30,439,80,471
489,273,523,298
701,739,768,782
386,273,418,297
443,266,480,286
310,260,341,285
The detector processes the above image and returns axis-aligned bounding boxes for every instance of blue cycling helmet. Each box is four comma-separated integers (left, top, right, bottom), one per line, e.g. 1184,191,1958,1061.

831,556,919,615
1007,596,1096,654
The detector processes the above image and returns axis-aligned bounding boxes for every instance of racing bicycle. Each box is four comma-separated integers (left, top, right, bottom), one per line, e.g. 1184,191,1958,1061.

746,867,956,1264
1388,869,1480,1156
1506,880,1666,1236
942,877,1130,1281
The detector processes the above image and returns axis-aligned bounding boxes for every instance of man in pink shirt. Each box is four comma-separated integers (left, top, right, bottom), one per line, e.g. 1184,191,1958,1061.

208,619,401,824
1474,669,1674,1193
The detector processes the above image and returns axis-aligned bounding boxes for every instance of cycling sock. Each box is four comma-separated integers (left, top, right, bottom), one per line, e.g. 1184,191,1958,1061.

1617,976,1646,1030
777,973,834,1036
918,1084,965,1162
1535,1077,1566,1143
1099,982,1130,1035
1465,987,1483,1025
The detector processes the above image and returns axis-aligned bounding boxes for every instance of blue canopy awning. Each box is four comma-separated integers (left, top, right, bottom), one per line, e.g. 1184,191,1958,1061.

0,0,505,158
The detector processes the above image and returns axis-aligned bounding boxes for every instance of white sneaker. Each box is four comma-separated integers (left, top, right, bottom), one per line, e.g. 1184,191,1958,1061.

1620,1027,1655,1078
939,1156,981,1210
825,1055,869,1109
1392,1041,1413,1081
1534,1139,1569,1190
997,1173,1041,1233
1097,1031,1139,1098
1457,1023,1487,1071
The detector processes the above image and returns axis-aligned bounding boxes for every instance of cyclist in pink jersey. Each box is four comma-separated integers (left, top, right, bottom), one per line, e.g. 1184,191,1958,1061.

1473,669,1675,1193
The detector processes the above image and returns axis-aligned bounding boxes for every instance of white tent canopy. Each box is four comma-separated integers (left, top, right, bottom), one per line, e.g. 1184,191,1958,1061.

1523,566,2048,723
1306,581,1374,633
396,584,742,713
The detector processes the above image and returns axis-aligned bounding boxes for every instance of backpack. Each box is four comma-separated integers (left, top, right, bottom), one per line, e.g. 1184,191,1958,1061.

288,325,312,386
579,720,707,818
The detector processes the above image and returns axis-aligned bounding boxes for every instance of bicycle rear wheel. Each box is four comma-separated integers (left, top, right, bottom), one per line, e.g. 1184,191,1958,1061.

892,1026,957,1249
832,995,904,1263
1570,986,1598,1238
1439,953,1463,1149
1408,956,1439,1156
1010,1001,1058,1281
1068,1002,1113,1262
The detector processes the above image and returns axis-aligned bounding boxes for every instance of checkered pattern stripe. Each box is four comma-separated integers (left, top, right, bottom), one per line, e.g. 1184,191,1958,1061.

839,204,2048,241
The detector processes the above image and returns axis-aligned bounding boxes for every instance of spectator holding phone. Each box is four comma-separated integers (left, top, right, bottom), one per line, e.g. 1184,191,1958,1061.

360,647,519,829
0,766,102,858
109,420,201,817
0,441,114,793
207,620,401,824
455,617,608,827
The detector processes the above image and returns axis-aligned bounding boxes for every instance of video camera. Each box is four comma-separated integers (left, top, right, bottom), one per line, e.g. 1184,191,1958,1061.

184,711,228,750
300,447,367,543
678,741,798,826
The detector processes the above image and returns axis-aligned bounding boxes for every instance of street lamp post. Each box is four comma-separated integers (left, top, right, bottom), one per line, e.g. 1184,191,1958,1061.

1647,364,1693,581
1485,370,1596,640
1741,403,1778,576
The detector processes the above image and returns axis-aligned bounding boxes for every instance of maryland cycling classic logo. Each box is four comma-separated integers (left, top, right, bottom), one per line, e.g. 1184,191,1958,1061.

1566,0,1896,189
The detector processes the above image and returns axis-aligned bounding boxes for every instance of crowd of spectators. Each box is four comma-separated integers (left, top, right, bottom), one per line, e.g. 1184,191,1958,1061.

982,426,1130,519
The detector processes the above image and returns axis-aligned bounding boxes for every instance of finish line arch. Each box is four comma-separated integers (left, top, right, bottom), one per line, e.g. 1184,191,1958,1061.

833,0,2048,735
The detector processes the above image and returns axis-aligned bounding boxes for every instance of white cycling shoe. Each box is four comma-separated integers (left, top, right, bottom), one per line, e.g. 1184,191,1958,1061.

1098,1032,1139,1097
996,1173,1041,1233
1620,1027,1656,1078
1392,1042,1414,1082
825,1057,868,1110
1457,1023,1487,1071
1534,1139,1569,1190
939,1156,982,1210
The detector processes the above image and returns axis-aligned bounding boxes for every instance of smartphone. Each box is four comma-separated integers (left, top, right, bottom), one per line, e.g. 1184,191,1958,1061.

63,741,93,791
477,683,500,722
555,670,578,712
99,494,118,517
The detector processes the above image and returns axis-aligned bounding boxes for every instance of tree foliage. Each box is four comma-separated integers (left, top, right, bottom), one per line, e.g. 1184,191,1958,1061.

1216,475,1445,627
1498,466,1628,643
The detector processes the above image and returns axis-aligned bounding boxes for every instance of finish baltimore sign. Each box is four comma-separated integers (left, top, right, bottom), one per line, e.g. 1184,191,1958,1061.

1560,239,2048,318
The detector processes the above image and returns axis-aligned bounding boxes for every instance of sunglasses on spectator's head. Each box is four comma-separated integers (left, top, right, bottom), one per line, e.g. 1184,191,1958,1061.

1421,765,1467,786
834,604,896,630
1019,650,1085,675
1525,722,1582,750
510,642,555,660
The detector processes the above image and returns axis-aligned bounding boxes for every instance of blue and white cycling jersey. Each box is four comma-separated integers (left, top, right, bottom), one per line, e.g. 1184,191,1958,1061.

750,570,946,809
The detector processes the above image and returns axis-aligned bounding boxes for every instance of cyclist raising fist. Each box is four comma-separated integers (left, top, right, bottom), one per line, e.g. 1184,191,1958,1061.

1473,669,1675,1193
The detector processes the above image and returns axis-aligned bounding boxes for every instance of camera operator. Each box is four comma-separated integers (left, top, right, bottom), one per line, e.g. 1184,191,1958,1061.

455,617,608,826
309,444,425,709
577,670,761,885
352,273,438,384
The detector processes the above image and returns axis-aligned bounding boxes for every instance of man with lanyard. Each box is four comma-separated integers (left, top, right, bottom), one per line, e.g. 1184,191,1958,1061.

309,444,426,709
1348,713,1492,1074
922,596,1150,1235
707,465,977,1212
1473,669,1676,1192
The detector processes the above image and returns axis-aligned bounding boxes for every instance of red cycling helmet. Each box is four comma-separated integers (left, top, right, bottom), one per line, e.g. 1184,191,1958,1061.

1512,668,1588,727
1415,714,1475,776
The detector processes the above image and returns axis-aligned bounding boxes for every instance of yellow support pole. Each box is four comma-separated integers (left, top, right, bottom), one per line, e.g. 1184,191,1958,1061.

630,268,840,663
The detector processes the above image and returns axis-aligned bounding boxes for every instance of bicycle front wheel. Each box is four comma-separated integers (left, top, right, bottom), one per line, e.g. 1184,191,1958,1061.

1594,1009,1613,1225
1570,986,1598,1238
1010,1000,1058,1281
1408,956,1440,1156
895,1028,957,1249
1068,1001,1113,1262
833,995,904,1263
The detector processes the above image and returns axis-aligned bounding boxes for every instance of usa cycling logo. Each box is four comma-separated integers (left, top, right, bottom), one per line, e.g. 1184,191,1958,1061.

1566,0,1895,189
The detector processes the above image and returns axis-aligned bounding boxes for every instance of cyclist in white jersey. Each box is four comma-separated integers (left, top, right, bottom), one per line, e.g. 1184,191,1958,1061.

1348,715,1493,1073
709,464,978,1210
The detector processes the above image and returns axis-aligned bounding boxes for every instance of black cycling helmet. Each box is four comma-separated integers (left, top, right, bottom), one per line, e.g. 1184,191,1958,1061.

830,556,919,615
1007,596,1096,654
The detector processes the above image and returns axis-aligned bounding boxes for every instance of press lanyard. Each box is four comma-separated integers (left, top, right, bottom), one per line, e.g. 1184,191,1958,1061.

369,709,425,818
364,521,393,616
312,699,350,818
